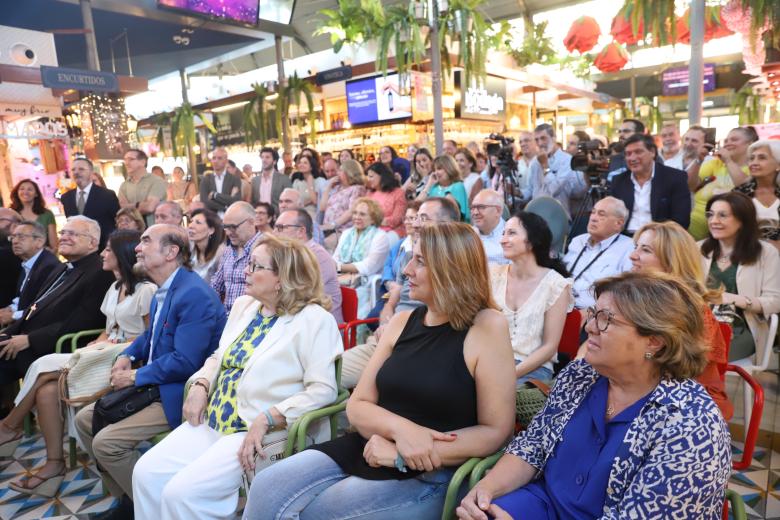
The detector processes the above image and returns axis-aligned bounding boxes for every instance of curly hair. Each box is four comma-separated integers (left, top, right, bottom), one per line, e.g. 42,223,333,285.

10,179,47,215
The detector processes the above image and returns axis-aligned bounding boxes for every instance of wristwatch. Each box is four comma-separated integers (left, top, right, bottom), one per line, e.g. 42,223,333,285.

130,369,137,384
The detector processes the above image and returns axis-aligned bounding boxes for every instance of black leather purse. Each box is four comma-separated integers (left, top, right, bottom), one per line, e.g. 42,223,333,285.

92,384,161,436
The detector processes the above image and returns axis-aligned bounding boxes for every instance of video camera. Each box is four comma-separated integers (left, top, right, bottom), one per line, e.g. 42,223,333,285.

486,133,522,211
570,139,611,186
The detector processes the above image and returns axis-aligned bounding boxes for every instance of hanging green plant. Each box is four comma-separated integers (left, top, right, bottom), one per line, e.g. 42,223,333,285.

278,73,317,144
170,102,217,157
619,0,677,47
510,21,557,68
376,4,428,85
243,83,275,149
153,113,171,153
731,84,762,125
314,0,385,53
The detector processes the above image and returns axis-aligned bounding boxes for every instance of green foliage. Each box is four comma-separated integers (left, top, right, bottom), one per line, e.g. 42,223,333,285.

623,0,677,47
314,0,385,53
243,83,275,149
170,103,216,157
279,73,317,144
731,84,762,125
510,21,557,68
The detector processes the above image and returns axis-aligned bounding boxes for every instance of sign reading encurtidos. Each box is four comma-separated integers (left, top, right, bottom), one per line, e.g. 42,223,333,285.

40,66,119,93
455,72,506,121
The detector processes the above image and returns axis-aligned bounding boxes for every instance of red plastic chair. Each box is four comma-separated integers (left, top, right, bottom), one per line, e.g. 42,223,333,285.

727,363,764,471
557,309,582,361
337,287,359,349
342,318,380,350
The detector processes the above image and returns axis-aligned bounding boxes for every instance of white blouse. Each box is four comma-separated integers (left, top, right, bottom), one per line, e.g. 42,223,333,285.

490,265,572,371
100,281,157,342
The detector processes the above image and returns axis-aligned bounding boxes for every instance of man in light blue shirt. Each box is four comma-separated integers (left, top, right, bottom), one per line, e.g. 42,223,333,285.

522,123,587,218
471,189,509,265
563,197,634,309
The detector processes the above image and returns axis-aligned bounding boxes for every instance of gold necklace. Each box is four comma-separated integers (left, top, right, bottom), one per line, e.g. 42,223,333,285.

605,403,615,418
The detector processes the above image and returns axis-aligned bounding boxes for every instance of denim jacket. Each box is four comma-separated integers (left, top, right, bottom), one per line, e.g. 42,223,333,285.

507,359,731,519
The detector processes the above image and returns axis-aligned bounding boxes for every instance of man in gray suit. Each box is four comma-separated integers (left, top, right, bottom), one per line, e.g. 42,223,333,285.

199,147,242,215
251,147,291,212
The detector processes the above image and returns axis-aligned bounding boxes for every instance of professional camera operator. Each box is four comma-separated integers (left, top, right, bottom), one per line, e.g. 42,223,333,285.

521,124,587,218
487,133,522,212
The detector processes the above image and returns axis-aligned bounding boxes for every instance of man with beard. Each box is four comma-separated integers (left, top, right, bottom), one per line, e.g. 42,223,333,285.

74,224,226,519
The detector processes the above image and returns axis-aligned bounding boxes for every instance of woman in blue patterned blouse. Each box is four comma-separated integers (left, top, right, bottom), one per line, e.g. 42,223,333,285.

132,234,343,519
458,271,732,520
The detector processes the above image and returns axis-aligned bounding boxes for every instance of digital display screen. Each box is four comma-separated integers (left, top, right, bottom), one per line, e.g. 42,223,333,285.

346,73,412,125
158,0,260,25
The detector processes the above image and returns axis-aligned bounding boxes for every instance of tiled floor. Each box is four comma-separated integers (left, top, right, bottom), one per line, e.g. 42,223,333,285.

2,371,780,519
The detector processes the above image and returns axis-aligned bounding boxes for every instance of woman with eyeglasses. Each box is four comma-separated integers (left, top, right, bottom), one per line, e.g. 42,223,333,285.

132,234,341,519
253,202,275,235
9,179,57,251
700,191,780,362
0,230,155,497
458,271,732,520
629,221,732,419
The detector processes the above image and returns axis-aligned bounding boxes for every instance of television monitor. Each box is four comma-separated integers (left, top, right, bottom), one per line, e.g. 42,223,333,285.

346,73,412,126
158,0,260,26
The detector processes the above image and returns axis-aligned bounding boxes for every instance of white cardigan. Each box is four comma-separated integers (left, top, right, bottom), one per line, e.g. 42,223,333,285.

188,296,343,426
701,240,780,361
332,228,390,276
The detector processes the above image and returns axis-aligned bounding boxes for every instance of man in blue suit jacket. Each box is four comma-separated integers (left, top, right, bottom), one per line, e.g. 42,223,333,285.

608,134,691,235
74,224,226,512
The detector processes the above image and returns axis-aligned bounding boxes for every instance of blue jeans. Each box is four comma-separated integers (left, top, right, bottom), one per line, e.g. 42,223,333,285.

242,449,454,520
516,365,553,388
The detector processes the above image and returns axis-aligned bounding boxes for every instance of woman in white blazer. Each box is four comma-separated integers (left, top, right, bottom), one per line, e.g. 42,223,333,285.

700,192,780,362
132,234,342,520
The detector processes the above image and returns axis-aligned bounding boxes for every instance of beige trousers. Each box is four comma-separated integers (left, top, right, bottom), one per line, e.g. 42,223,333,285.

75,400,170,499
341,335,378,389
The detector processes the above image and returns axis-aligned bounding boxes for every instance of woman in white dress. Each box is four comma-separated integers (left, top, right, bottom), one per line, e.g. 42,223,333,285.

0,230,156,497
491,211,572,386
188,208,226,284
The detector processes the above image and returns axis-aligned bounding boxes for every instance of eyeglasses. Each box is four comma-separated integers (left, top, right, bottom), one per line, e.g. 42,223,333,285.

705,210,732,221
223,218,250,231
470,204,500,213
58,230,92,239
9,233,40,242
413,214,433,223
248,262,275,273
585,307,631,333
274,224,303,232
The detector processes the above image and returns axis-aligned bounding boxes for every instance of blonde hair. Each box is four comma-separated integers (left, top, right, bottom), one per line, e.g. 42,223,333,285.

115,207,146,231
352,197,384,227
432,154,462,183
339,159,366,186
256,234,330,315
418,222,496,330
634,221,721,304
593,271,708,380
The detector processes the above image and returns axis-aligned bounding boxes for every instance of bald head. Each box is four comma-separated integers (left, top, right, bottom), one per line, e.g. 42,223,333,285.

135,224,191,284
279,188,302,212
223,201,257,248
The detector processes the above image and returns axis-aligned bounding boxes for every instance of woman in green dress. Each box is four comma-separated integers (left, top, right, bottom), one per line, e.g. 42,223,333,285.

418,154,469,222
699,191,780,361
9,179,57,250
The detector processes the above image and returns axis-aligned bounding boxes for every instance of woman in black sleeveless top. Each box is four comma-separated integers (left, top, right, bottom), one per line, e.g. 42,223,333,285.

243,222,516,520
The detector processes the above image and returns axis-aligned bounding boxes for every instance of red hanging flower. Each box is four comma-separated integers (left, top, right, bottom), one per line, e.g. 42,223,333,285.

610,9,644,45
564,16,602,54
593,42,629,73
676,6,734,44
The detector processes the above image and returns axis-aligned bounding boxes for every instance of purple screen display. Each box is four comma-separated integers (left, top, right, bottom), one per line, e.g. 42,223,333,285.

346,77,379,125
346,74,412,125
159,0,259,24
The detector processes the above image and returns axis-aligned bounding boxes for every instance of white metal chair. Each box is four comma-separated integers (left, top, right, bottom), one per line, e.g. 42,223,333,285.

727,313,779,437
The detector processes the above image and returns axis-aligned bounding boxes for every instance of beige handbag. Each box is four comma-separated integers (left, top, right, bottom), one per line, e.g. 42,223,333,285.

58,341,130,406
241,429,289,489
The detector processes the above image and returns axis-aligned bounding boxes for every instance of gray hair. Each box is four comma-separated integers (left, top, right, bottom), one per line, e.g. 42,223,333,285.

157,224,192,269
748,139,780,164
291,208,313,240
66,215,101,243
227,201,256,219
534,123,555,139
280,188,302,207
599,196,629,221
15,220,46,239
155,200,184,220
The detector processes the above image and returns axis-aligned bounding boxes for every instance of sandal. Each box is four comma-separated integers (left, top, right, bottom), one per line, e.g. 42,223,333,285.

9,459,66,498
0,424,23,458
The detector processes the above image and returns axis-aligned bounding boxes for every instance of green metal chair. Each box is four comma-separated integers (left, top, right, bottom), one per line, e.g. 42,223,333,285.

54,329,104,467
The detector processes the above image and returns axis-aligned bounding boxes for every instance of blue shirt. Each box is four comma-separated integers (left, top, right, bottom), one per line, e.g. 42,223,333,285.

496,376,650,519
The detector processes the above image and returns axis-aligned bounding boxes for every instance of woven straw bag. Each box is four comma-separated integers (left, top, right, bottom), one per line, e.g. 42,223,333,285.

58,341,130,406
516,379,551,429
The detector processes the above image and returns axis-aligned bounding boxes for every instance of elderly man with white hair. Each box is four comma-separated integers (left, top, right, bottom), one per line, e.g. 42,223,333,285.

154,201,184,226
278,188,326,245
0,216,114,385
562,196,634,309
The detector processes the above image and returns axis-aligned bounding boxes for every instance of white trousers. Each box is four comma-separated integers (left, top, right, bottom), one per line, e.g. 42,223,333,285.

132,422,247,520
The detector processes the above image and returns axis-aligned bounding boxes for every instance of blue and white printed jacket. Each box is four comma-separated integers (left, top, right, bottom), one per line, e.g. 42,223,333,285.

507,359,732,519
